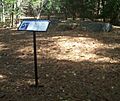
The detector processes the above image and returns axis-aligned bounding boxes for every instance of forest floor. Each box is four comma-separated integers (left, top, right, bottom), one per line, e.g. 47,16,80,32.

0,28,120,101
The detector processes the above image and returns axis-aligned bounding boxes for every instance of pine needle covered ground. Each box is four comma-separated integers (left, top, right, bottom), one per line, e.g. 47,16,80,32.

0,28,120,101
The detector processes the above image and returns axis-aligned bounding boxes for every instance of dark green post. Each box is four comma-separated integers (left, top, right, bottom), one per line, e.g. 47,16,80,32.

33,31,38,87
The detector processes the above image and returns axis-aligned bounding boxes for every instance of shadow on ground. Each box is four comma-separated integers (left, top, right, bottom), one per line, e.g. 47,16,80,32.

0,29,120,101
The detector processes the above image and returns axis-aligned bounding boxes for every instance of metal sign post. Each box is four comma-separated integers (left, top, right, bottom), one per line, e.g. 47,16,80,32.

18,19,50,87
33,31,38,87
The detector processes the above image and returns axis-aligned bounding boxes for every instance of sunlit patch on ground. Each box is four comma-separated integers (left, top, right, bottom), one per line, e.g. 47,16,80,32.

0,74,7,82
0,75,4,79
16,46,33,58
37,36,120,63
15,32,120,63
0,42,8,51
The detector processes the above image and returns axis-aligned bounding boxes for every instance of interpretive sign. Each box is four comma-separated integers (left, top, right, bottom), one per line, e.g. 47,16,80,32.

18,19,50,87
18,19,50,32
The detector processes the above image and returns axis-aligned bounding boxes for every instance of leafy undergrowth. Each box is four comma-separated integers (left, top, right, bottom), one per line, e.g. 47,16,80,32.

0,28,120,101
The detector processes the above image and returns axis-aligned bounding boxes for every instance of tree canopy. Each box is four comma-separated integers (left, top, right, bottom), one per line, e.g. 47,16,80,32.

0,0,120,26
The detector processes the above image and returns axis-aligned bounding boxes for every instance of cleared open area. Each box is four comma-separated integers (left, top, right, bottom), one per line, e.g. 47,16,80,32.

0,29,120,101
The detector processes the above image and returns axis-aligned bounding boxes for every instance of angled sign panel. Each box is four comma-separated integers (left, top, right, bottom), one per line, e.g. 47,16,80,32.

18,19,50,32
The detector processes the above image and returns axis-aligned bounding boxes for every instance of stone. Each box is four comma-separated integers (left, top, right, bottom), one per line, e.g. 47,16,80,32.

80,21,112,32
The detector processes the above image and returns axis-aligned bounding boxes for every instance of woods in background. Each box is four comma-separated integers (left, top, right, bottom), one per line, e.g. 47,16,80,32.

0,0,120,27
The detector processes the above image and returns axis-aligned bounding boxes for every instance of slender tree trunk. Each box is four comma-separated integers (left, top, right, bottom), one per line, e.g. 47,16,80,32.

37,0,42,19
72,12,76,20
11,3,14,28
97,0,100,16
37,0,47,19
15,0,19,27
11,12,14,28
1,0,5,22
47,14,50,20
64,8,68,20
101,0,105,22
110,13,119,25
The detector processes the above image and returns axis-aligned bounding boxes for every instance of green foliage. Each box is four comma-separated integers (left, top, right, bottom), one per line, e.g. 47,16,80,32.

43,0,61,15
101,0,120,24
0,0,120,25
60,0,97,19
1,0,20,15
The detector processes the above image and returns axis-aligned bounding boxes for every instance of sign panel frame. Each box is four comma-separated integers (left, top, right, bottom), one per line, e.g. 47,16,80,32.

18,19,50,32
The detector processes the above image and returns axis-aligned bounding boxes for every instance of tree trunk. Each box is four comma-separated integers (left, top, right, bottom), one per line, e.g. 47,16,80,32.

101,0,105,22
110,13,119,25
97,0,100,16
11,12,14,28
72,11,76,20
47,13,50,20
11,3,14,28
1,0,5,22
64,8,68,20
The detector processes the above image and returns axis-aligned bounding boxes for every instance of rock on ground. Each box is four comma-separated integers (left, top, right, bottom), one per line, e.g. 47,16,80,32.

79,21,112,32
